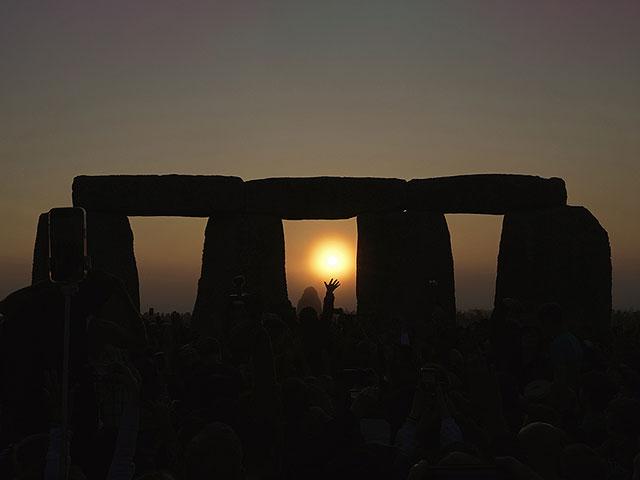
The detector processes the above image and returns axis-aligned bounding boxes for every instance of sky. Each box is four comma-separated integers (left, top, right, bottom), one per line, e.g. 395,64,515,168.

1,1,639,313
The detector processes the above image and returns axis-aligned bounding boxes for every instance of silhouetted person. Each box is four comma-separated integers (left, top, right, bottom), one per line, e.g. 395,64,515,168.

299,279,340,377
296,286,322,317
0,269,147,475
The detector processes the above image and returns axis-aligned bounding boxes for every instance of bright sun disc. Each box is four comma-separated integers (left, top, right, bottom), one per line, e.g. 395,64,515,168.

311,239,352,276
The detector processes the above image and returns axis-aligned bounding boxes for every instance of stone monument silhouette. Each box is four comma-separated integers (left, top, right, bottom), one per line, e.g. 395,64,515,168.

31,174,611,340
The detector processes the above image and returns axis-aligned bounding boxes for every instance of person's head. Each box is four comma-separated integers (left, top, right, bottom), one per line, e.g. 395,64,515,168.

296,286,322,317
518,422,567,476
184,422,244,480
560,443,606,480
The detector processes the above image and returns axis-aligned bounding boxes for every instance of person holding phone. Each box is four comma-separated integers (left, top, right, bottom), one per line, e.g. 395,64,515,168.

0,208,147,468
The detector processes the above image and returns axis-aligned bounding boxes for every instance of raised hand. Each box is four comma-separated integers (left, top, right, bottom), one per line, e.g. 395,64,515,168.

324,278,340,294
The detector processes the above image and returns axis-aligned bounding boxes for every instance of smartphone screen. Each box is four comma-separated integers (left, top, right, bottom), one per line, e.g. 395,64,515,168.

49,207,87,283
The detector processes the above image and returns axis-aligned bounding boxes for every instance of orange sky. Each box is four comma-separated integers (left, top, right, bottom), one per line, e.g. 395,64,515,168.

122,215,504,314
1,1,638,311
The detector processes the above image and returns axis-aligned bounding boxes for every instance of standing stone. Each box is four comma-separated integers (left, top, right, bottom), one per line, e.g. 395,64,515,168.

86,212,140,310
495,206,611,341
32,213,50,284
192,213,288,336
356,211,455,334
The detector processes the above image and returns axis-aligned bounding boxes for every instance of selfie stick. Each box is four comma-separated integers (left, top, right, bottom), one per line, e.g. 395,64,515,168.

48,206,88,479
59,283,78,480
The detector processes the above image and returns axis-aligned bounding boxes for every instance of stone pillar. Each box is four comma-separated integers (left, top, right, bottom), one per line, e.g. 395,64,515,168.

356,211,455,332
495,206,611,341
32,213,50,284
192,213,288,336
86,212,140,310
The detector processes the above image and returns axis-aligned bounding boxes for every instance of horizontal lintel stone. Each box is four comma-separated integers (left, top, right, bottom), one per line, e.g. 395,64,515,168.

407,174,567,214
73,173,567,217
245,176,407,219
72,175,245,216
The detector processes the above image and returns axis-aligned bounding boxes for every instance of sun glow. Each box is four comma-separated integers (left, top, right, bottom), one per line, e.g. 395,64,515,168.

310,238,354,277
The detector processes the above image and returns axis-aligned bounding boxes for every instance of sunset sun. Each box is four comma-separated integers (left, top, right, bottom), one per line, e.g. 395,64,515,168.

311,238,353,277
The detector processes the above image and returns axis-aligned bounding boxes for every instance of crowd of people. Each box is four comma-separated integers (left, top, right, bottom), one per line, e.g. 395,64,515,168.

0,268,639,480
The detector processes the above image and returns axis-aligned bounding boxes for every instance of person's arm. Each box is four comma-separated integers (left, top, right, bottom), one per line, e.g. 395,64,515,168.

106,363,141,480
321,279,340,323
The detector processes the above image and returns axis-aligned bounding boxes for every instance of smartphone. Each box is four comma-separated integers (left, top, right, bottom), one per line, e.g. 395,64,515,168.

48,207,89,284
